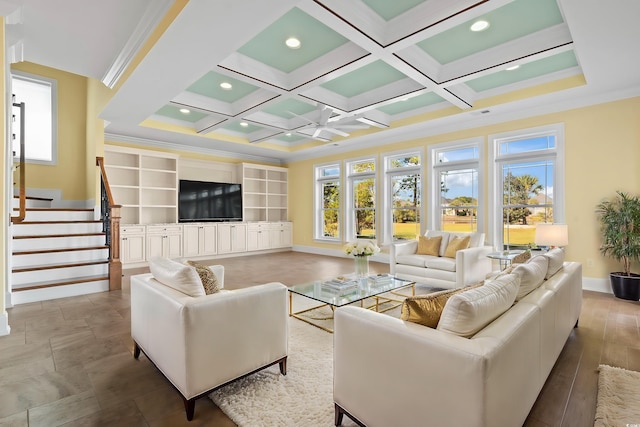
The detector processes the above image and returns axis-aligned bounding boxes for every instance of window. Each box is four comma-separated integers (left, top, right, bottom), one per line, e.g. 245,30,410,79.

429,139,482,233
11,71,57,164
384,152,421,242
346,158,376,240
314,164,341,240
490,124,564,249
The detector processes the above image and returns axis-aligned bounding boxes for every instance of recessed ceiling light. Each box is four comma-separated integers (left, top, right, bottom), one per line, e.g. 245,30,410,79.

179,108,190,114
285,37,301,49
470,20,490,32
240,122,249,127
506,64,520,71
285,132,292,136
220,82,232,90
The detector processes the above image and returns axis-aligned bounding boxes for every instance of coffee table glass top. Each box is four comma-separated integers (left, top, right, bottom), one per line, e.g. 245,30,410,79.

288,274,414,308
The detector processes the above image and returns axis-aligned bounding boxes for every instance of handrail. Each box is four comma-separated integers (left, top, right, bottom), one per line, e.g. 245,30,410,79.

11,101,26,224
96,157,122,291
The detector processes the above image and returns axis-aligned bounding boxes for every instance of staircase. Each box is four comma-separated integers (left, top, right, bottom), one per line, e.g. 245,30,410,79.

11,196,111,305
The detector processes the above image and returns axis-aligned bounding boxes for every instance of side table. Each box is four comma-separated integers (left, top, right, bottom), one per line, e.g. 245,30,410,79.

487,251,521,271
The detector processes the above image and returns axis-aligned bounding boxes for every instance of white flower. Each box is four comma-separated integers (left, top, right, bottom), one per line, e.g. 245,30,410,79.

344,240,380,257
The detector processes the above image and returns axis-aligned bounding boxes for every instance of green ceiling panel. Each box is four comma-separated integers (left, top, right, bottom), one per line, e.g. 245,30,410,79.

275,133,306,142
261,99,317,119
321,60,408,97
223,122,263,134
377,91,445,115
237,7,348,73
155,105,207,123
417,0,564,64
362,0,424,21
186,71,259,103
466,50,579,92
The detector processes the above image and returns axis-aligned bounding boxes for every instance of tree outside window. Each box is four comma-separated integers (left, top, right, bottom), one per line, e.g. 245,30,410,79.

386,153,421,241
315,164,341,240
348,159,376,240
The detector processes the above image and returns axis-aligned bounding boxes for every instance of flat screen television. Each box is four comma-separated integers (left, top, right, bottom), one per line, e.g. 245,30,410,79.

179,180,243,222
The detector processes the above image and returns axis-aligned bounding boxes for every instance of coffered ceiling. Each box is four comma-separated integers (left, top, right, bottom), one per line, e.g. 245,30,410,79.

5,0,640,163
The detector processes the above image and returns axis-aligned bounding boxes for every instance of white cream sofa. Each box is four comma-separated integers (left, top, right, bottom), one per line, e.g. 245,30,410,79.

334,259,582,427
390,230,493,288
130,264,288,421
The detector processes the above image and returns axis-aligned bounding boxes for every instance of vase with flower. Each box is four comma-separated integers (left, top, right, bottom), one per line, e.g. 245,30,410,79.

344,240,380,278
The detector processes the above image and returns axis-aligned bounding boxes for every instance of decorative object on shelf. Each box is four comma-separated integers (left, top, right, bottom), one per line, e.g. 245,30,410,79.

596,191,640,301
534,223,569,251
344,240,380,277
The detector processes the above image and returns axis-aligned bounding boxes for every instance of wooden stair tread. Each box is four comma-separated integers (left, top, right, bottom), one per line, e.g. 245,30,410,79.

13,245,109,256
13,232,105,239
12,207,94,212
13,275,109,292
13,260,109,273
13,195,53,201
14,220,102,225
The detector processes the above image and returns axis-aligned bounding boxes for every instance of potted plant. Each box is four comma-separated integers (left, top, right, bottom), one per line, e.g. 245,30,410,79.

596,191,640,300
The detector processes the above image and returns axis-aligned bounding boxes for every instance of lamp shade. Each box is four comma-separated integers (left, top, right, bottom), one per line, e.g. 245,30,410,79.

535,223,569,247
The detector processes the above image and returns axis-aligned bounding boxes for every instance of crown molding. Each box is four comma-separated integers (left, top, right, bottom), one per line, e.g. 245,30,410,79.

101,0,173,88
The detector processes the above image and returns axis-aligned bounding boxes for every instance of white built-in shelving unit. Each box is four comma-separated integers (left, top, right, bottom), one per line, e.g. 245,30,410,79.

104,146,178,224
242,163,288,222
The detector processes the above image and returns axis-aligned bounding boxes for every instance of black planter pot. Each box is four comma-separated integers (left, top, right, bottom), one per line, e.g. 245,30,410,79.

610,272,640,301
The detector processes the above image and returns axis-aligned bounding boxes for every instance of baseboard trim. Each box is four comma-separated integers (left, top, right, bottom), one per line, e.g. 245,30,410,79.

11,281,109,305
582,276,611,294
0,312,10,337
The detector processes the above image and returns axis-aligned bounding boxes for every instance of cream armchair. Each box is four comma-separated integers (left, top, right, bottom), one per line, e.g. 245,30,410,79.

130,265,288,421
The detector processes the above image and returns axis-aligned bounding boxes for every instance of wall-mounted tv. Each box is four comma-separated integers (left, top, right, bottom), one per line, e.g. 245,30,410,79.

179,180,243,222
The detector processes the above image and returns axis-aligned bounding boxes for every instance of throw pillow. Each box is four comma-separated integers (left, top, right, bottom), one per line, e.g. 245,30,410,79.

417,235,442,256
444,236,471,258
186,261,220,295
512,255,548,301
148,257,206,297
401,281,484,328
436,273,520,338
512,250,531,264
542,248,565,279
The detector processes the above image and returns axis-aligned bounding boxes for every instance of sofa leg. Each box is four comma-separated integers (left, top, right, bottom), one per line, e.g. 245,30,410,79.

575,318,579,328
279,357,287,375
183,397,195,421
133,341,141,359
334,403,344,426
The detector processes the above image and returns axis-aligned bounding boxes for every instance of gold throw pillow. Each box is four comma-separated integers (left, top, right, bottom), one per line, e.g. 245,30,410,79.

401,281,484,328
512,250,531,264
417,235,442,256
186,261,220,295
444,236,471,258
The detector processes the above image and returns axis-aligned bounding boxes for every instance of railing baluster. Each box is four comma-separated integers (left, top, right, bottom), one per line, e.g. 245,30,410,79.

96,157,122,291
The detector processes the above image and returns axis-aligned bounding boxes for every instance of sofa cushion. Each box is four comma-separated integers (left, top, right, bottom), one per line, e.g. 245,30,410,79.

425,230,450,257
437,273,520,338
450,232,484,248
424,256,457,272
444,235,471,258
417,235,442,256
400,282,484,328
396,254,431,268
512,255,548,301
148,257,206,297
186,261,220,295
542,248,565,279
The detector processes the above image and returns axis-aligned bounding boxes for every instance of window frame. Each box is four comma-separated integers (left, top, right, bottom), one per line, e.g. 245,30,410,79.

428,138,484,233
345,155,378,242
11,70,58,165
313,162,342,242
489,123,565,249
382,149,423,244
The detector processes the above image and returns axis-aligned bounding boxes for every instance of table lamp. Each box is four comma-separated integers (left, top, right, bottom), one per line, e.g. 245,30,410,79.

535,223,568,250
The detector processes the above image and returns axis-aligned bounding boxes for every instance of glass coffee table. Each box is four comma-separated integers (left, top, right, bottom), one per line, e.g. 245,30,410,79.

288,274,415,333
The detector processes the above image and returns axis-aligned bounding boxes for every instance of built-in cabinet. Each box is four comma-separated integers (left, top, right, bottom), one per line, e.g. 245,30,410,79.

242,163,288,222
183,224,217,257
120,225,146,264
217,223,248,254
146,225,183,259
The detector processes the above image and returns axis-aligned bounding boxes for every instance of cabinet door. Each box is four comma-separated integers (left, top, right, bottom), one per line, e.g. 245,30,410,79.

121,234,145,263
281,224,292,247
182,225,201,257
217,224,232,254
165,233,182,258
146,234,164,259
231,224,247,252
247,227,260,251
200,224,217,255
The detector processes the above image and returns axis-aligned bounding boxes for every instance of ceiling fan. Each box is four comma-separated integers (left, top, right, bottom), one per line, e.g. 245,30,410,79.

288,104,369,140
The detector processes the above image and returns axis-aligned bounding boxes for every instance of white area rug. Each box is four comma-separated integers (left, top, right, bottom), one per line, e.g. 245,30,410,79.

595,364,640,427
209,316,357,427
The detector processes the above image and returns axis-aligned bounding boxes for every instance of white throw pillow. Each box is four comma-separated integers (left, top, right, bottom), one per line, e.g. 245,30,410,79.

437,273,520,338
542,248,565,279
148,256,206,297
512,255,548,301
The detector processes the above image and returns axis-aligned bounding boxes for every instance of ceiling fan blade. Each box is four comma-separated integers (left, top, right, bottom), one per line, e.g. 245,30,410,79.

334,125,370,130
287,111,318,126
319,105,333,126
323,127,350,137
312,128,322,138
